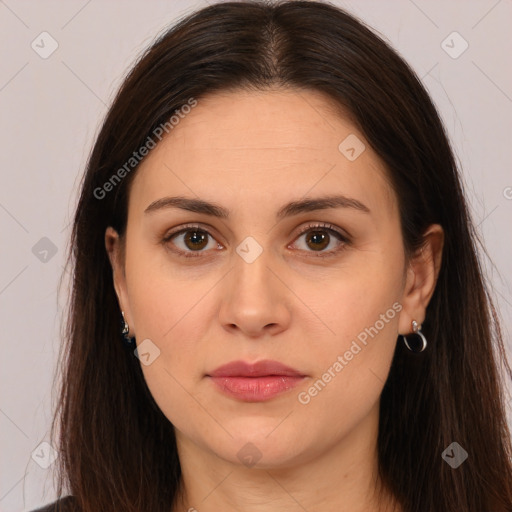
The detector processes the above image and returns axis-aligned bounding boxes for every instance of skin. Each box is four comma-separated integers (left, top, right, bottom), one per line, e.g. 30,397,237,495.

106,88,443,512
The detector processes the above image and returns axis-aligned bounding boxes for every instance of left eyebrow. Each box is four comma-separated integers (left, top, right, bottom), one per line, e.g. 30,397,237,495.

143,194,371,219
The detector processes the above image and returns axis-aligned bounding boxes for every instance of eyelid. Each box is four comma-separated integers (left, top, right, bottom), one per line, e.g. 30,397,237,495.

292,222,350,242
162,221,350,258
162,223,222,245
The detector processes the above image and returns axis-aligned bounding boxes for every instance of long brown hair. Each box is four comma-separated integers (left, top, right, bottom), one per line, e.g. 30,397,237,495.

48,1,512,510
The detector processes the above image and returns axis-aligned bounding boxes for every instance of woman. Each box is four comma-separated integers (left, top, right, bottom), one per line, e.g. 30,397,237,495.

34,1,512,511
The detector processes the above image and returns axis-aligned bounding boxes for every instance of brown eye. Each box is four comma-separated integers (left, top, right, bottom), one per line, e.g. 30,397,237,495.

291,223,349,257
304,230,331,251
182,230,209,251
163,225,220,258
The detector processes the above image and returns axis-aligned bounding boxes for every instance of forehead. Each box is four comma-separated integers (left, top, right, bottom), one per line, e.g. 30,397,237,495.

158,88,361,155
130,88,397,221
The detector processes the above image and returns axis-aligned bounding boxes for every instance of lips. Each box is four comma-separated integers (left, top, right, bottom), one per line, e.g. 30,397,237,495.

207,360,307,402
207,359,305,378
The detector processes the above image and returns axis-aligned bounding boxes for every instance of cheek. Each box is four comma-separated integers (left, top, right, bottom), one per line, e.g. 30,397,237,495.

294,285,400,441
299,255,402,401
125,264,215,431
127,270,213,365
310,247,402,341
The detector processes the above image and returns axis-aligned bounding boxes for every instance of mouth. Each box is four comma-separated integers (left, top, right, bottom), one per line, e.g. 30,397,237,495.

206,359,307,402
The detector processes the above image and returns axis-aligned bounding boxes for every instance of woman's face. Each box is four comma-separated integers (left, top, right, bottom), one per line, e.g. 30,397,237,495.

107,88,438,470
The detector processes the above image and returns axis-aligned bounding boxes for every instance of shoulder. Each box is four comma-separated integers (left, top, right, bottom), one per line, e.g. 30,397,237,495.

30,495,77,512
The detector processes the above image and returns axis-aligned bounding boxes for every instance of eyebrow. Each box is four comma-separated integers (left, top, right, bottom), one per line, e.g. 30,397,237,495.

144,194,370,219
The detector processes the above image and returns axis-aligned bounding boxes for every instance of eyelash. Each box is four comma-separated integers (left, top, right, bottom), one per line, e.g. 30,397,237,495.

162,222,350,259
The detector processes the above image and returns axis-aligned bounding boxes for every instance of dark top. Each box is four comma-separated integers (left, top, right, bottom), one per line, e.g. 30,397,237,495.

31,496,77,512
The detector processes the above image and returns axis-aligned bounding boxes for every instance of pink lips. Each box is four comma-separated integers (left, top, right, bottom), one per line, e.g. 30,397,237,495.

207,360,306,402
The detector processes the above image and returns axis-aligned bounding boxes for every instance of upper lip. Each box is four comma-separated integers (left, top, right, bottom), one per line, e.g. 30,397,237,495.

208,359,305,378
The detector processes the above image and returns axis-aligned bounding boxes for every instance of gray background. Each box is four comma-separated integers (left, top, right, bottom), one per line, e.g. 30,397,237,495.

1,0,511,510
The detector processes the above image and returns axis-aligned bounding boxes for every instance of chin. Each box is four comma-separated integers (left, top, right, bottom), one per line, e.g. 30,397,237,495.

212,425,314,469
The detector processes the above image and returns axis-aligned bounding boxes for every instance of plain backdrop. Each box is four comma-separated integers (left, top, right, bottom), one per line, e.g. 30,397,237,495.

1,0,511,510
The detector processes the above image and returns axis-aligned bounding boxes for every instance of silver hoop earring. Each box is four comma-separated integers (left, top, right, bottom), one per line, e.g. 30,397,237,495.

401,320,427,353
121,311,136,347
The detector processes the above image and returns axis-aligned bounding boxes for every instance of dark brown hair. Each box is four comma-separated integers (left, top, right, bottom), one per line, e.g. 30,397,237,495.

47,1,512,510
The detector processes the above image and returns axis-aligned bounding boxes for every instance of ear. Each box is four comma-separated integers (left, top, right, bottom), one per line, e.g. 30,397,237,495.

105,226,135,336
398,224,444,334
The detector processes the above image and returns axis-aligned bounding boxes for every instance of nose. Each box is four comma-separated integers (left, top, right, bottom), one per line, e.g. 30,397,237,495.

218,245,292,338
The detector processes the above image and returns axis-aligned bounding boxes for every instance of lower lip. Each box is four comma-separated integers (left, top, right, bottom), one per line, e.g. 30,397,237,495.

208,375,305,402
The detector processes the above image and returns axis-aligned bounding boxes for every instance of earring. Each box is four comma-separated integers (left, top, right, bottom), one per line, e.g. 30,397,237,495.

401,320,427,353
121,311,136,347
